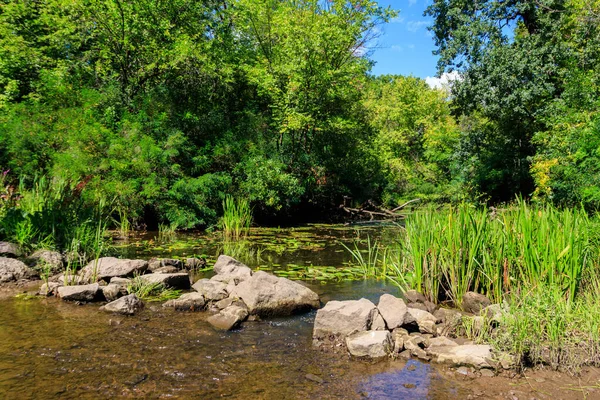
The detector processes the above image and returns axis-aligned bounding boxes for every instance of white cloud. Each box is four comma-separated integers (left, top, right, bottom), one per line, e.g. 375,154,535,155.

391,16,405,24
406,20,429,32
391,45,403,52
408,0,417,5
425,71,461,89
408,44,415,49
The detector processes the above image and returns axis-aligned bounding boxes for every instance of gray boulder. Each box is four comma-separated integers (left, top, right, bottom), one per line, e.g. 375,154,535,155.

206,304,249,330
58,283,100,302
377,294,407,329
462,292,492,314
230,271,319,316
0,242,22,258
163,292,206,311
101,294,144,315
0,257,38,282
192,278,229,301
139,273,190,289
210,255,252,284
39,281,61,296
345,331,392,358
313,298,377,340
371,310,387,330
80,257,148,282
404,307,437,334
25,250,63,274
101,283,128,302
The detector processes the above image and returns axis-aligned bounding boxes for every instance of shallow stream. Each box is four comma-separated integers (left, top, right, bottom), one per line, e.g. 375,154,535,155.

0,225,595,399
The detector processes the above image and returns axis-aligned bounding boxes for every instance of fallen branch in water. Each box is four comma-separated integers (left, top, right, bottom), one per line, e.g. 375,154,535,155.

340,199,419,221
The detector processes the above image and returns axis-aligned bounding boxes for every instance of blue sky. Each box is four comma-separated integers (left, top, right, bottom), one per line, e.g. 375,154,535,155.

369,0,439,79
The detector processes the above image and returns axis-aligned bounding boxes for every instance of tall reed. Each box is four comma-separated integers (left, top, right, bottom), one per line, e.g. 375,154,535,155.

392,199,594,305
219,195,252,240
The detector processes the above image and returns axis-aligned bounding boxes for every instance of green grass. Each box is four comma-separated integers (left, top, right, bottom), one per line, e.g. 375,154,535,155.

219,195,252,240
127,275,181,302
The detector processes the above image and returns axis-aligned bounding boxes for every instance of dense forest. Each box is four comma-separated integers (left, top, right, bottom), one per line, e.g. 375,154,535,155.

1,0,599,232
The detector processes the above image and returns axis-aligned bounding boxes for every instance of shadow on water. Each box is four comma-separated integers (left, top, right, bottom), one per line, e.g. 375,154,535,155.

0,224,469,399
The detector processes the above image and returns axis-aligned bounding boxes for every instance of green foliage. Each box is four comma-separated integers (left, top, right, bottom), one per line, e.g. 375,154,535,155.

0,174,109,266
363,75,459,205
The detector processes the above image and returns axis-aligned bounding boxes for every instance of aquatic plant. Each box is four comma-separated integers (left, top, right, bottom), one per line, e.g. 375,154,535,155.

219,195,252,240
392,200,594,306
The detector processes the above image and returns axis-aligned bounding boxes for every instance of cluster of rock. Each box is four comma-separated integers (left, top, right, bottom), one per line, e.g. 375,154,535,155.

171,255,320,330
37,253,321,329
313,291,509,371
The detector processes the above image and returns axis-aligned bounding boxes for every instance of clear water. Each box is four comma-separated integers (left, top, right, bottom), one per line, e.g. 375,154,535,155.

0,224,469,399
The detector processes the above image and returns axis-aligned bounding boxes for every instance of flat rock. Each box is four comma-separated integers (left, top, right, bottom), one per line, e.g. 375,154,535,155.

230,271,319,316
101,294,144,315
163,292,206,311
346,331,392,358
313,298,377,340
207,304,249,330
58,283,100,302
139,273,190,289
25,250,63,274
429,344,493,369
462,292,491,314
210,255,252,284
0,257,38,282
192,279,229,301
0,242,22,258
80,257,148,282
377,294,407,329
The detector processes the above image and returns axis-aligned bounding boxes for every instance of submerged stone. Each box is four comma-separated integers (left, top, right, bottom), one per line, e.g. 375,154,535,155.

207,304,249,330
345,330,392,358
163,292,205,311
230,270,319,317
58,283,100,302
313,298,376,340
101,294,144,315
